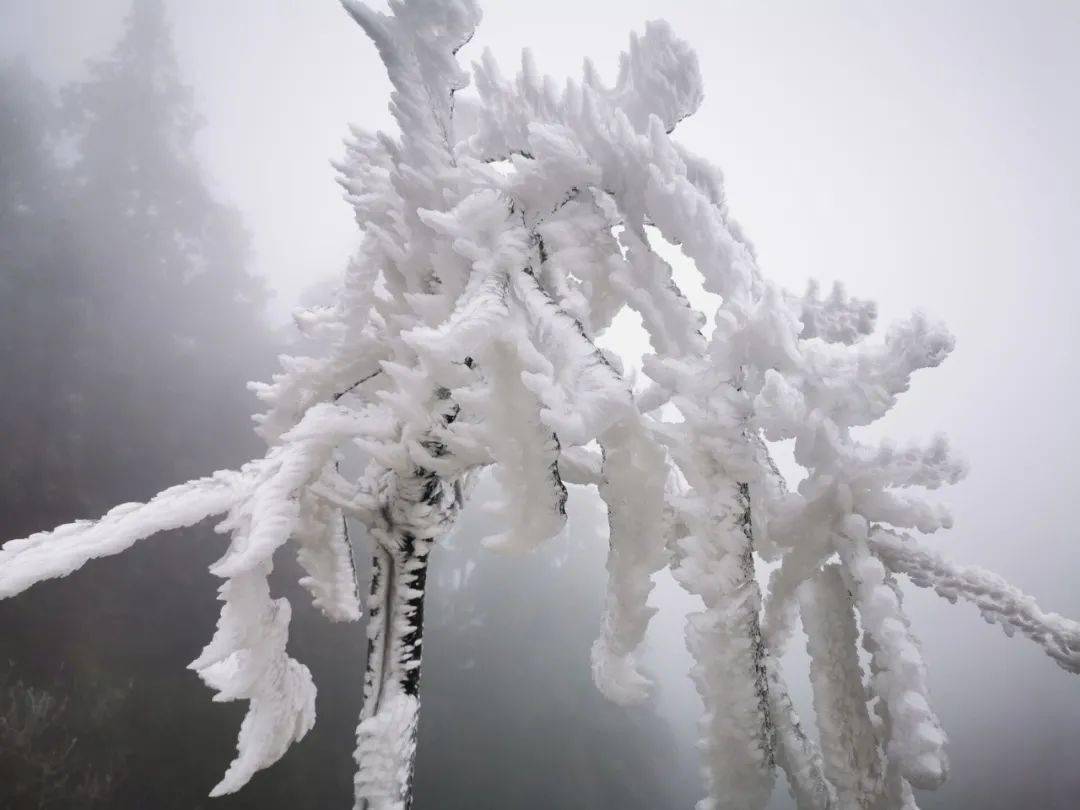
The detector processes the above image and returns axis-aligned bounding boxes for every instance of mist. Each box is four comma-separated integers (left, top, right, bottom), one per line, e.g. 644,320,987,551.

2,1,1079,808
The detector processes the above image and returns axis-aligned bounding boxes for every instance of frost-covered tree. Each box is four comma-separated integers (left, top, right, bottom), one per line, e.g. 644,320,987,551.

3,2,1079,809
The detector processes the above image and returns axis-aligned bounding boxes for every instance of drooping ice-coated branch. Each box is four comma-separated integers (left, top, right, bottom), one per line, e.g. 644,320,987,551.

2,1,1079,808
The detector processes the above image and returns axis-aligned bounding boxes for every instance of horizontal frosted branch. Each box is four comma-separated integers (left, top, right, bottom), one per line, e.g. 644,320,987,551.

871,528,1080,673
0,468,250,599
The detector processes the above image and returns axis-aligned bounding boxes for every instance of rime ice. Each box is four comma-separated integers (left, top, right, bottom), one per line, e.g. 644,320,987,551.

3,1,1080,809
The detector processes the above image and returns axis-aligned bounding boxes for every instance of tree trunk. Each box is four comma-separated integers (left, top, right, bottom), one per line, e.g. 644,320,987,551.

354,467,464,810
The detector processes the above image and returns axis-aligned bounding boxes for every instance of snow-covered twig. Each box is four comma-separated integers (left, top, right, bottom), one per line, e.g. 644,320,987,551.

870,528,1080,673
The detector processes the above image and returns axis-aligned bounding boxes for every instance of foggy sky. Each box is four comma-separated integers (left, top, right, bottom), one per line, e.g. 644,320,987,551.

3,1,1079,807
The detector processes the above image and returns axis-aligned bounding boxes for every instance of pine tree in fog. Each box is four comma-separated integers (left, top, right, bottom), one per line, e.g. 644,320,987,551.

59,0,268,502
1,0,268,529
0,60,75,524
0,3,270,807
4,2,1080,810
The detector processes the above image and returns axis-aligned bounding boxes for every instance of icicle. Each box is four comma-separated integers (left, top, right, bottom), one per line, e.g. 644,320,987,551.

838,529,949,791
192,569,316,796
294,491,362,622
800,564,885,808
592,415,669,704
474,337,567,552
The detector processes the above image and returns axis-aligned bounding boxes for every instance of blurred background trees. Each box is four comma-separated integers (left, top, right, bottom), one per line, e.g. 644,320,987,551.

0,2,274,806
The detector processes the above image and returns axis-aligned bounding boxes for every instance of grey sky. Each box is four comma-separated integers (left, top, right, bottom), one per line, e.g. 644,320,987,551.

3,1,1079,807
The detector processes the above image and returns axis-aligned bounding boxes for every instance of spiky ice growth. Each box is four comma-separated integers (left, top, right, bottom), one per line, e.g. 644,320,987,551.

2,1,1079,808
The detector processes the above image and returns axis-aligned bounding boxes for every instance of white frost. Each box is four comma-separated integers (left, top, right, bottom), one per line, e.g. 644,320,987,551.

2,1,1077,808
